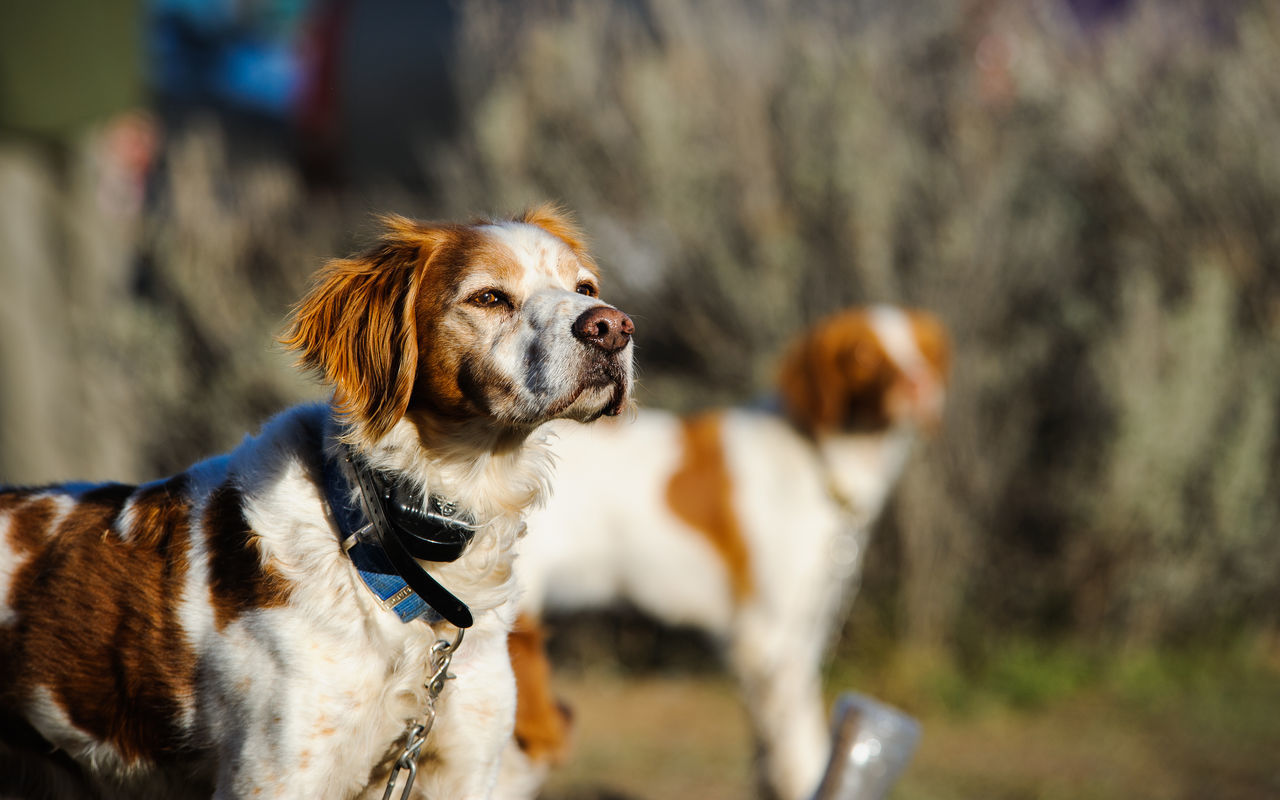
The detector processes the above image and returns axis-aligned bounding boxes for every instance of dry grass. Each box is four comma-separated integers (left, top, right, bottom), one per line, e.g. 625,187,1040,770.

542,675,753,800
540,647,1280,800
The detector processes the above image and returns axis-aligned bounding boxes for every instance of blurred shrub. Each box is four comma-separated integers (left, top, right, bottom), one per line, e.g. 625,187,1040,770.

436,0,1280,649
1,0,1277,653
0,123,335,482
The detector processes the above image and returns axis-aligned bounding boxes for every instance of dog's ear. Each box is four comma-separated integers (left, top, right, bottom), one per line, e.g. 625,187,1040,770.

779,311,892,435
778,318,849,435
282,215,438,440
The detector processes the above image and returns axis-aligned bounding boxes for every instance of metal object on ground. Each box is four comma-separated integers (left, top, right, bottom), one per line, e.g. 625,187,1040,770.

811,692,921,800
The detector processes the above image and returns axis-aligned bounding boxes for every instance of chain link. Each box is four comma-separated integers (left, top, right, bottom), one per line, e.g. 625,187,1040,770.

381,627,465,800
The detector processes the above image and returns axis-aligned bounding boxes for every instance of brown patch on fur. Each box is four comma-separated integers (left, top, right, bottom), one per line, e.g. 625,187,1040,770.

409,225,491,421
471,235,527,290
518,205,601,287
2,493,57,556
204,484,290,631
1,480,200,766
666,412,754,601
777,310,898,435
0,489,32,513
518,204,591,263
509,614,572,764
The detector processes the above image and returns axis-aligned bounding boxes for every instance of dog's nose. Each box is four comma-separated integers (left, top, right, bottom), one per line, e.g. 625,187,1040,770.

572,306,634,353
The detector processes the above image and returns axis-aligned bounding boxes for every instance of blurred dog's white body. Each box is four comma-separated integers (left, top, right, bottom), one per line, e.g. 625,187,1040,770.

513,307,948,800
523,410,913,633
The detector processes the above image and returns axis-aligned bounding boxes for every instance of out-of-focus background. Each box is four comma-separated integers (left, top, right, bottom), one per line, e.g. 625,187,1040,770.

2,1,1279,798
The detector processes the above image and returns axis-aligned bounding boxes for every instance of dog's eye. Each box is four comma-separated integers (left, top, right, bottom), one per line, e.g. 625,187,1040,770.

470,289,509,308
576,282,598,297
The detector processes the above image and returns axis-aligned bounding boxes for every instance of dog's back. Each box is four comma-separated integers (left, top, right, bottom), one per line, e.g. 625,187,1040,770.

0,404,425,799
0,412,309,797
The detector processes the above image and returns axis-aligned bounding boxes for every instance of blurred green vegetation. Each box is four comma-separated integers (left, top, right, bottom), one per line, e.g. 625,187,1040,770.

830,627,1280,719
0,0,144,137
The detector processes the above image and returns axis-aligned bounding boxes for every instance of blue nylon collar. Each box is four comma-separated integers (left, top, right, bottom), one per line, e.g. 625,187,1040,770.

321,441,475,626
322,449,442,624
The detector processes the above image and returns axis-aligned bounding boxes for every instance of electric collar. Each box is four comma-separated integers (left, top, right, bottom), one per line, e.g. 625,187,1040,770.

322,440,477,628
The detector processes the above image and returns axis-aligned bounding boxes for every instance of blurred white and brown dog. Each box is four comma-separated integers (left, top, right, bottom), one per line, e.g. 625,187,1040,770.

508,306,948,800
0,207,633,800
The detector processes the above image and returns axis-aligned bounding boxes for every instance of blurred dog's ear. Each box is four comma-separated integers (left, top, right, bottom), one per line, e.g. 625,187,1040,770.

779,311,902,434
778,320,848,435
282,216,439,441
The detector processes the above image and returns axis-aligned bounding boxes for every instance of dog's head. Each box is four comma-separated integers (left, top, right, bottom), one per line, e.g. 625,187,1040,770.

777,306,949,436
282,206,634,444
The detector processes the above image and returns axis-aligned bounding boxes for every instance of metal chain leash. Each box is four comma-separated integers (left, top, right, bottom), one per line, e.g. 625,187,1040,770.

381,627,465,800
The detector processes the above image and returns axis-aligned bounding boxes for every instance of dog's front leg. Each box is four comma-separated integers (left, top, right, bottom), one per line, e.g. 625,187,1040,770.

729,605,832,800
409,620,517,800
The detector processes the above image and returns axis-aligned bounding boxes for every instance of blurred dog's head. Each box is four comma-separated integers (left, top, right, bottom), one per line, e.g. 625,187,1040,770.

283,206,634,444
778,306,949,436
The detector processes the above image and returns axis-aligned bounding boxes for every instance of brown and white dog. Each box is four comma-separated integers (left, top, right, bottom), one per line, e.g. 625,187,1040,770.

509,306,948,800
0,208,633,800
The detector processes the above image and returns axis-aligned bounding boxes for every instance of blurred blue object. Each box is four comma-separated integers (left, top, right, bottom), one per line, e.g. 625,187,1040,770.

217,38,301,114
149,0,308,118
